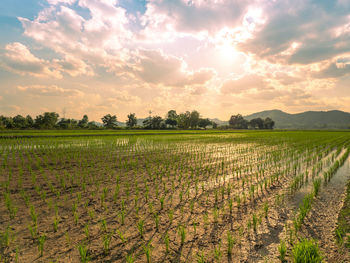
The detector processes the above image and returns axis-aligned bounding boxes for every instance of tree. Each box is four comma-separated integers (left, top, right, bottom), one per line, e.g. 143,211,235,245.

249,118,264,129
126,113,137,128
177,111,191,129
263,117,275,129
34,112,59,129
151,116,163,129
78,115,89,128
13,115,27,129
143,116,163,129
189,110,200,128
165,110,178,128
198,118,212,129
101,114,118,129
57,118,78,129
0,116,14,129
229,114,248,129
212,122,218,129
26,115,34,128
87,121,99,129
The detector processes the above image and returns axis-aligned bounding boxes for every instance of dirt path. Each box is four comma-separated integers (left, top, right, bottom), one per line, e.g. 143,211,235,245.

299,157,350,262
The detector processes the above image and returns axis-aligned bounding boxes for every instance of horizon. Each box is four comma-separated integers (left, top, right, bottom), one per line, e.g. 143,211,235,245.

2,108,349,123
1,0,350,120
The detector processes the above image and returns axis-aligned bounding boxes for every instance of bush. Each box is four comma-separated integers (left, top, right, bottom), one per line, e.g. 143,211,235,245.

292,239,322,263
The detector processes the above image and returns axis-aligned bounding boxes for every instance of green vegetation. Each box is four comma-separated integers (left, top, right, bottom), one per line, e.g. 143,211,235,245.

291,239,322,263
0,130,349,262
335,180,350,247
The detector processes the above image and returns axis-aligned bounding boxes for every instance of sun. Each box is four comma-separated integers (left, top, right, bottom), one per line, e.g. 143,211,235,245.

217,41,239,64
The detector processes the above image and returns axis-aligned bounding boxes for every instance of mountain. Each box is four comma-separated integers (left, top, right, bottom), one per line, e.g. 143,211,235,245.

244,109,350,129
209,118,228,126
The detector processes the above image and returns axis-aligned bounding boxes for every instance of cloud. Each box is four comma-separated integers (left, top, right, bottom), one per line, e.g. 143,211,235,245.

1,42,62,78
274,72,302,85
17,85,83,97
1,42,93,78
313,57,350,78
47,0,76,5
131,49,216,87
238,1,350,65
19,1,131,62
221,74,267,94
140,0,254,39
53,55,94,77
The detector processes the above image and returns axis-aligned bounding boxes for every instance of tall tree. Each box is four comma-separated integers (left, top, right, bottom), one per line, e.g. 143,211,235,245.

34,112,59,129
177,111,191,129
249,118,264,129
126,113,137,128
263,117,275,129
143,116,163,129
13,115,27,129
198,118,212,129
189,110,200,128
165,110,178,128
78,115,89,128
101,114,118,129
25,115,34,128
229,114,248,129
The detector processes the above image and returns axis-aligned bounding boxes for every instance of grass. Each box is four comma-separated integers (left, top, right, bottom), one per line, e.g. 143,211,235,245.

278,240,287,262
335,180,350,248
291,239,322,263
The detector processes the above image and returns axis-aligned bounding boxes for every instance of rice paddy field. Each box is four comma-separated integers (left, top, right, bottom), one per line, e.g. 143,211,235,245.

1,130,350,262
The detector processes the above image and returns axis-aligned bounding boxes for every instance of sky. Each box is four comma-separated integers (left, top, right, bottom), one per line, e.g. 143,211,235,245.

1,0,350,121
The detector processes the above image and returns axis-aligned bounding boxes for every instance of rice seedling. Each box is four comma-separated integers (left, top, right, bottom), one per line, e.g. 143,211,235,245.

138,219,145,239
227,231,235,256
143,242,152,263
102,233,112,255
164,232,169,253
78,242,89,263
278,239,286,262
292,239,322,263
126,252,135,263
53,217,59,232
178,225,186,246
37,234,46,257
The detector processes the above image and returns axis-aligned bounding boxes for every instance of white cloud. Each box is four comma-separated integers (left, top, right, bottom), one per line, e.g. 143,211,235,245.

221,74,267,94
130,49,216,87
17,85,83,97
1,42,62,78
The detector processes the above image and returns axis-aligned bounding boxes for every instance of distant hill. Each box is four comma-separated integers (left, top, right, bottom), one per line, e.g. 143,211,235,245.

209,118,228,126
95,110,350,129
244,109,350,129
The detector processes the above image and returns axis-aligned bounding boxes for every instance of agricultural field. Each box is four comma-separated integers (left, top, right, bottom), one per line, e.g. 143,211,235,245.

1,130,350,262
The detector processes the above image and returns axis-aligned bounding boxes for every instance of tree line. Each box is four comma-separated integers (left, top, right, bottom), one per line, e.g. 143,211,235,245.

0,111,274,130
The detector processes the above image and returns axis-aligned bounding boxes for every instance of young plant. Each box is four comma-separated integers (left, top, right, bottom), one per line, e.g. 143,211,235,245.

138,219,145,239
227,231,235,256
53,217,59,232
84,224,89,240
103,233,112,255
178,225,186,246
143,242,152,263
263,202,269,218
37,234,46,257
214,243,222,262
164,232,169,253
126,252,134,263
116,229,127,244
292,239,322,263
78,242,89,263
278,240,286,262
